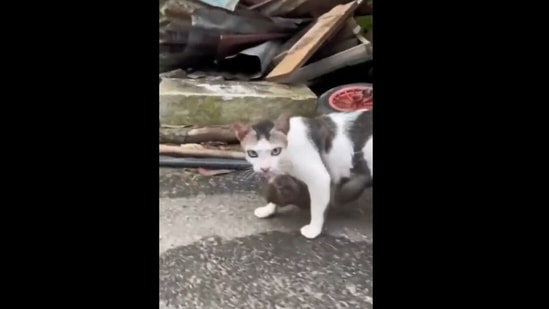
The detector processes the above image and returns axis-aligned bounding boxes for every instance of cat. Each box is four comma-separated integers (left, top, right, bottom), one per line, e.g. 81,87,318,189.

234,109,373,239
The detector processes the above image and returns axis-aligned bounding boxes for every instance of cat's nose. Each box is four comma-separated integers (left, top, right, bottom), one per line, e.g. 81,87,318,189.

261,167,270,173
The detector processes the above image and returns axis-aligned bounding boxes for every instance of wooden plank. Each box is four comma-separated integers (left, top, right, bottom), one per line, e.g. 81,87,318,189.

270,23,314,66
159,144,245,159
159,126,238,144
265,0,361,81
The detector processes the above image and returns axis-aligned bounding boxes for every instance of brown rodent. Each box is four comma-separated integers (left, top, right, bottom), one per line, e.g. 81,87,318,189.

262,173,371,210
263,174,310,209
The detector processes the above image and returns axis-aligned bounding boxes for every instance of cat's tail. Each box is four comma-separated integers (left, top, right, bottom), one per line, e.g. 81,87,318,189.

333,174,372,204
333,147,373,203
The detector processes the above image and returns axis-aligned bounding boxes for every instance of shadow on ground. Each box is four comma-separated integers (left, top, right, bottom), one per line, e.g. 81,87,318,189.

160,168,262,198
159,168,373,309
160,231,372,309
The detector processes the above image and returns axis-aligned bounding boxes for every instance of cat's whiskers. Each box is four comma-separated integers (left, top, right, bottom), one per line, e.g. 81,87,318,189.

240,167,258,180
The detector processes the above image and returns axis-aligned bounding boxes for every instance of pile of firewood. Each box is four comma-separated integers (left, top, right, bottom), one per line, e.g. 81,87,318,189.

159,124,245,165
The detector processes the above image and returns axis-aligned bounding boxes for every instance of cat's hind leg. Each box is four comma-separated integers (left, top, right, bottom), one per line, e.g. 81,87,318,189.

364,136,373,177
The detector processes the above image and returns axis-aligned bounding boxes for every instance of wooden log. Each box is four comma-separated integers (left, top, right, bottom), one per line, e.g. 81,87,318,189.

159,144,245,159
159,126,238,144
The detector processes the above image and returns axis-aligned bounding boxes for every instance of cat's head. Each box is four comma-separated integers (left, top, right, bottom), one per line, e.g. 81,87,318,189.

233,113,290,177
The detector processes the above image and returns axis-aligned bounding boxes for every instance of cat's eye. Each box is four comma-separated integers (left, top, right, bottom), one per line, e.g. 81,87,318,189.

247,150,258,158
271,147,282,156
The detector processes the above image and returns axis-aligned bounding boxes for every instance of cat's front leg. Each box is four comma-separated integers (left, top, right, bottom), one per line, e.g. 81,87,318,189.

300,167,331,239
254,203,277,218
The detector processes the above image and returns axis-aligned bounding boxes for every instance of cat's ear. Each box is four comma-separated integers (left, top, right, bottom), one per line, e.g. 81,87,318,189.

274,112,291,134
233,122,250,141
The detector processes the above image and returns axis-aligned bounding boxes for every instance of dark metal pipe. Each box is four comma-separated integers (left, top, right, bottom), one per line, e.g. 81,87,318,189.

159,156,251,170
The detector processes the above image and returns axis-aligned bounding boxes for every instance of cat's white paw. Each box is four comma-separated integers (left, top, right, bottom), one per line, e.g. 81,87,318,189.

254,203,276,218
300,224,322,239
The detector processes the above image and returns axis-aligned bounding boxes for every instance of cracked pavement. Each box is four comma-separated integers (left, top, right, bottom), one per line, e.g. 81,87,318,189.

159,168,373,308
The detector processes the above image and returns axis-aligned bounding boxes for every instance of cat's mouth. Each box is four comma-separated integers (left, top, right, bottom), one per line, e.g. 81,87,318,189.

258,171,276,179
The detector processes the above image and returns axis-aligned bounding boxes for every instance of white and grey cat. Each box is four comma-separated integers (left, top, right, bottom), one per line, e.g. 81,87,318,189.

234,109,373,239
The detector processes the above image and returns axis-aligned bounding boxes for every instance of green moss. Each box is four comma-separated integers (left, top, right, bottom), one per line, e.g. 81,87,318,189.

159,79,318,126
356,16,373,32
161,95,317,126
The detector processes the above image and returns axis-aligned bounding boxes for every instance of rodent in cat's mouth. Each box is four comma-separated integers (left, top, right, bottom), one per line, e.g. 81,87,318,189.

259,172,276,179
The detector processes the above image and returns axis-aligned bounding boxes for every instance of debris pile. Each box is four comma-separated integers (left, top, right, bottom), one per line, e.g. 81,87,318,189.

159,0,373,86
158,0,373,174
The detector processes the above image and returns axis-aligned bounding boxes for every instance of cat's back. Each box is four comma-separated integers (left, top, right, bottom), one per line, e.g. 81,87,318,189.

323,110,371,181
287,110,372,182
287,109,371,149
327,109,370,128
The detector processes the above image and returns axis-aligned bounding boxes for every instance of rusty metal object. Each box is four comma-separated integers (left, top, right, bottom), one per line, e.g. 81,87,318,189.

159,0,303,72
256,0,372,18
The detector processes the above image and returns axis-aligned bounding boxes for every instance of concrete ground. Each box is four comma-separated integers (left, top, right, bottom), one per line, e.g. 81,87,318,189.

159,168,373,309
